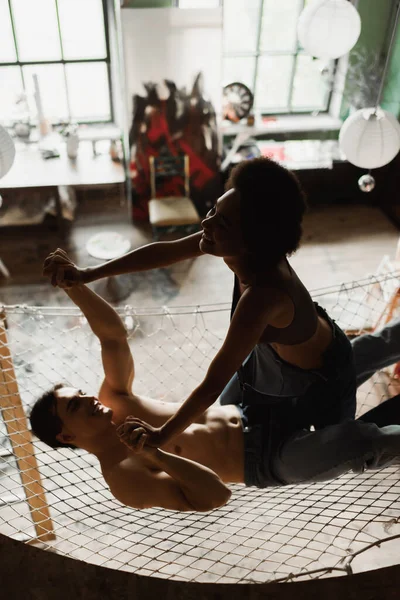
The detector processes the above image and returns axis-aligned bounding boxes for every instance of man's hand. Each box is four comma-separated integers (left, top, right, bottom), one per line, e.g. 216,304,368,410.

117,417,165,453
43,248,86,288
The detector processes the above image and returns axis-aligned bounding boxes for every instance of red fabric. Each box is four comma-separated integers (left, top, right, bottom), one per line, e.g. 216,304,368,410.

130,87,219,221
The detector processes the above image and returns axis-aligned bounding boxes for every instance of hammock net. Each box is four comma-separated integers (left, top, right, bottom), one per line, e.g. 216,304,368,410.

1,271,400,584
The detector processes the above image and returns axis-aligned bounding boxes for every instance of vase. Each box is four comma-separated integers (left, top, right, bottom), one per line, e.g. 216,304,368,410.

66,132,79,159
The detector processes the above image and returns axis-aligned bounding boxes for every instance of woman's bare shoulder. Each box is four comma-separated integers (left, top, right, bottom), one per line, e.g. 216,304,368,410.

235,283,291,323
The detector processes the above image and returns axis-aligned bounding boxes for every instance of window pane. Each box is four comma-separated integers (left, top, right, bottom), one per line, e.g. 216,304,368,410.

23,64,69,121
179,0,220,6
260,0,302,52
224,0,261,54
58,0,107,60
223,57,256,92
0,66,23,121
291,54,330,111
11,0,61,61
0,0,17,62
254,55,293,111
66,62,110,121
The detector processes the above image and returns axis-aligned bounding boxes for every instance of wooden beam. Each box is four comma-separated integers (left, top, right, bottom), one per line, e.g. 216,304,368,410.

0,311,55,542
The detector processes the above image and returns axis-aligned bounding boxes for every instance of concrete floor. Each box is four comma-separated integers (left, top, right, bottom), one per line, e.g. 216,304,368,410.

1,199,399,307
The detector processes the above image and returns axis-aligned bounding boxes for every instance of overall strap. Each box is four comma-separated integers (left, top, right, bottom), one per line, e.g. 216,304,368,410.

230,273,241,320
230,273,247,388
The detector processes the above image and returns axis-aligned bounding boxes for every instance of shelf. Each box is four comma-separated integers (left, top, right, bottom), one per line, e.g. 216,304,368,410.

221,114,343,137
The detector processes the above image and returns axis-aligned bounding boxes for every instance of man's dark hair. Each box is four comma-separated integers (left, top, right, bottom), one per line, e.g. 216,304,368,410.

29,384,76,450
226,157,307,266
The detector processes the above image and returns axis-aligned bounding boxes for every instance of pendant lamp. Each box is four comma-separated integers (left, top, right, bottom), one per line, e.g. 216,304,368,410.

339,1,400,176
297,0,361,60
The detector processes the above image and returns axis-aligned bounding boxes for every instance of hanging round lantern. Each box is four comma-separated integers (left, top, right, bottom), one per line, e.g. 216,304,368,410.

339,107,400,169
297,0,361,60
0,125,16,179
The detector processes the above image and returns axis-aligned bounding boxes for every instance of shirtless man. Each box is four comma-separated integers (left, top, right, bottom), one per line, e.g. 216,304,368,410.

30,274,237,512
30,252,400,512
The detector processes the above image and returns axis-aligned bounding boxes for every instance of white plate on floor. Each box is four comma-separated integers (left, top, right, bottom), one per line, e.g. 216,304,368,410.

86,231,131,260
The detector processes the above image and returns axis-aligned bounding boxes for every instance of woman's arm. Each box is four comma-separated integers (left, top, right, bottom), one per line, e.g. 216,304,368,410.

85,231,203,282
43,233,203,287
139,286,281,447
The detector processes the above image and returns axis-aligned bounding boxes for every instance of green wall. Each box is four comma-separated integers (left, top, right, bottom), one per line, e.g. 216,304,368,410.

341,0,399,118
356,0,393,51
382,13,400,117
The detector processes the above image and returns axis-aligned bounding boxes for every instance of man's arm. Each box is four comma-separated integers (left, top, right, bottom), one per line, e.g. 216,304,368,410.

65,285,134,394
64,284,134,394
109,448,232,512
44,247,134,394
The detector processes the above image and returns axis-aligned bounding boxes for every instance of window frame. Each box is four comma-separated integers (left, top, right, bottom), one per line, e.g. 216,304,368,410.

223,0,336,116
0,0,113,125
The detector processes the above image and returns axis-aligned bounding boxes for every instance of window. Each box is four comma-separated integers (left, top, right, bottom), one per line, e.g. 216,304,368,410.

0,0,112,125
224,0,334,115
178,1,221,7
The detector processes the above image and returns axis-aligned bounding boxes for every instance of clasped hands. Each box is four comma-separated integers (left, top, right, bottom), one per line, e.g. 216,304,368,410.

117,417,167,454
42,248,85,288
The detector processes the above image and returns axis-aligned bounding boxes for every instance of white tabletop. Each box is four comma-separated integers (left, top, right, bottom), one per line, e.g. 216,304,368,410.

0,140,125,189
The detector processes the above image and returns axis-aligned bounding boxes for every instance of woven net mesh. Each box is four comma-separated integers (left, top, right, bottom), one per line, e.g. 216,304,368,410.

1,271,400,584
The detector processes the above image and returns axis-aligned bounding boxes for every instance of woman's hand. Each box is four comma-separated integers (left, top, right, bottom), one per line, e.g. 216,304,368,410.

116,417,166,453
43,248,87,288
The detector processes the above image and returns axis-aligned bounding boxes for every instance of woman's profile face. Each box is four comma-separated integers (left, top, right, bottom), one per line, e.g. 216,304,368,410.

199,188,247,258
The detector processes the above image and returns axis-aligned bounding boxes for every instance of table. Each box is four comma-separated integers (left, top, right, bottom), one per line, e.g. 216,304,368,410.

0,138,126,230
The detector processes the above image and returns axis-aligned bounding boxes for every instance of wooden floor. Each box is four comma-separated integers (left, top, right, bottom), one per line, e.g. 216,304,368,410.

0,191,398,307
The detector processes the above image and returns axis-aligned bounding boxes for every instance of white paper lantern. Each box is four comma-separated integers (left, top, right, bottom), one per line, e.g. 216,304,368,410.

298,0,361,60
339,107,400,169
0,125,16,179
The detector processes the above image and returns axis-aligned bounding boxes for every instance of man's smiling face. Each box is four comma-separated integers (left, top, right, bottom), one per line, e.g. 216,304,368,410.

54,386,113,447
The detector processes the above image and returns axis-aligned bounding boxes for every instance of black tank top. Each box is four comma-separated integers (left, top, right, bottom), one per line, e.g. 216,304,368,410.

231,259,318,346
